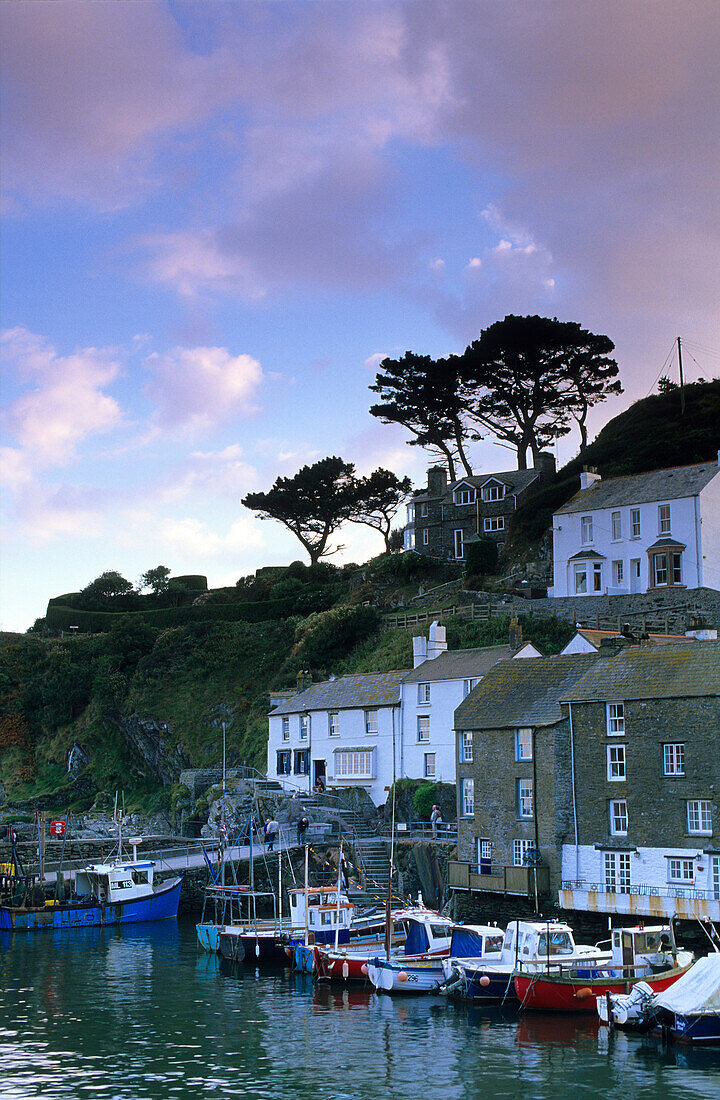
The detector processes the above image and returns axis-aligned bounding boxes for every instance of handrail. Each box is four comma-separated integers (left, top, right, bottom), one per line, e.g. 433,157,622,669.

561,879,720,902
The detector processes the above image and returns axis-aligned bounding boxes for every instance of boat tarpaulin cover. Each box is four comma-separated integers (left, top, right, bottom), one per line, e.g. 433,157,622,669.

404,920,430,956
449,927,487,958
655,955,720,1016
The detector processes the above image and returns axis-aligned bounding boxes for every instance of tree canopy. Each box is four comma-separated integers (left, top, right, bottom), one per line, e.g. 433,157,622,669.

139,566,171,595
80,571,135,603
348,468,412,551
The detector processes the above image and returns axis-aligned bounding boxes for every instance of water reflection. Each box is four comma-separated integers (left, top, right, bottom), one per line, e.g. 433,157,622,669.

0,921,717,1099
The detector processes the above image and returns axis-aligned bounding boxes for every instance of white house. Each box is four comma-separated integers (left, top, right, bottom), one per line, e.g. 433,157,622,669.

550,458,720,598
560,628,701,655
266,622,540,806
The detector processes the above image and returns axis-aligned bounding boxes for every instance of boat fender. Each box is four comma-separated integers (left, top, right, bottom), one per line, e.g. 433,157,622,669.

479,975,490,987
398,971,408,983
575,987,594,1000
361,963,368,976
342,962,349,980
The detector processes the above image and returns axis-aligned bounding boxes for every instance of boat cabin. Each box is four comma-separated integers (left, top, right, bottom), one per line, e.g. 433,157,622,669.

74,861,156,905
401,909,455,957
448,924,504,962
287,886,353,944
501,920,608,967
609,924,679,975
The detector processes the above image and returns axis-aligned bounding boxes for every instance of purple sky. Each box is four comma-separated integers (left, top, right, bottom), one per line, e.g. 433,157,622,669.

2,1,719,630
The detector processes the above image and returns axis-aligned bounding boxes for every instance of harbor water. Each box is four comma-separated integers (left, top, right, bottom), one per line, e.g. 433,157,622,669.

1,919,718,1099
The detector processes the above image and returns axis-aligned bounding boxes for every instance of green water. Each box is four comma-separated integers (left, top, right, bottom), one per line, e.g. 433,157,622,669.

0,920,718,1099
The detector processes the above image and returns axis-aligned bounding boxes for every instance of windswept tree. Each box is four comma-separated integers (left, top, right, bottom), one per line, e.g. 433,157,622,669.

242,457,359,565
80,571,134,603
460,315,619,469
349,468,412,552
369,352,478,480
139,565,171,595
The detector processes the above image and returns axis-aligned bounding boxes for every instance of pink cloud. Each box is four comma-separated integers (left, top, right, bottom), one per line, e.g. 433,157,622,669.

144,345,263,431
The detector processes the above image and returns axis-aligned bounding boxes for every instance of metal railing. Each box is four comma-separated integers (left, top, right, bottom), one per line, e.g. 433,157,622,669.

561,879,720,902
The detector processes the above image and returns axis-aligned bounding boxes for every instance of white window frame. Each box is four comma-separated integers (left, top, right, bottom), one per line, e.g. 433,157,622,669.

581,516,593,544
518,778,533,819
460,731,473,764
417,683,430,705
658,503,671,535
653,552,668,587
607,702,625,736
483,516,505,533
663,743,685,776
422,528,429,546
423,752,436,779
611,511,622,540
609,799,628,836
335,749,374,780
515,728,532,761
687,800,712,835
482,482,505,502
604,851,631,894
630,508,641,538
478,838,493,862
299,714,309,740
667,857,695,883
607,743,627,782
417,715,430,743
328,711,340,738
276,749,291,776
454,487,475,506
513,839,532,867
419,502,429,518
461,778,474,817
281,716,290,742
294,748,310,776
574,564,587,594
593,561,603,592
612,560,624,586
462,677,479,698
364,709,379,736
454,529,464,559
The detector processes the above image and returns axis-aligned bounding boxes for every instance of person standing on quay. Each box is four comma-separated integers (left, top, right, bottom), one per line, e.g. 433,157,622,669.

430,805,442,840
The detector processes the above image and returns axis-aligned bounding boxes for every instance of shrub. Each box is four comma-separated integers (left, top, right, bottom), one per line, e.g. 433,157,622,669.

413,782,439,821
465,538,499,576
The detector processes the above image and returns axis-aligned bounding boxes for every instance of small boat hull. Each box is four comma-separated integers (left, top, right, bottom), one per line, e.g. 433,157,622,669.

218,929,288,963
443,964,516,1002
662,1012,720,1045
0,876,182,932
367,957,445,994
196,923,222,952
514,963,690,1013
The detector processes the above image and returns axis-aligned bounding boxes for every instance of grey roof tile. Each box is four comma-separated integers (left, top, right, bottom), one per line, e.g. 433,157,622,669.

403,645,511,683
270,670,409,714
454,654,599,729
556,462,718,515
563,641,720,701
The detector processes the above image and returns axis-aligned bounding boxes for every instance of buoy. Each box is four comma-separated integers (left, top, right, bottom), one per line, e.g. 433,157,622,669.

342,962,349,980
398,971,408,983
575,987,593,999
479,975,490,987
361,963,368,976
285,947,292,957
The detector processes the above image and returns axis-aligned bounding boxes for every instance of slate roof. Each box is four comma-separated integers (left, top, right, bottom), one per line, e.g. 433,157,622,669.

454,654,600,729
563,641,720,702
413,468,539,502
403,645,512,683
575,629,695,649
269,670,409,715
556,462,719,515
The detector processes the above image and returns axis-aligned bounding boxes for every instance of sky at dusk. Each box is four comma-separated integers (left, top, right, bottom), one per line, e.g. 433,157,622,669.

2,1,720,632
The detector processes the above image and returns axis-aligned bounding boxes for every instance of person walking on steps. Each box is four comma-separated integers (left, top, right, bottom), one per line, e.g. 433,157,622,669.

266,816,279,851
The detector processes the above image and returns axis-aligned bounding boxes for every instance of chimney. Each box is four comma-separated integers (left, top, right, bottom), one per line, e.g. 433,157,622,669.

427,466,447,495
508,616,524,654
598,636,631,655
534,453,556,483
427,621,447,661
296,669,312,692
685,615,718,641
413,636,428,668
580,466,601,491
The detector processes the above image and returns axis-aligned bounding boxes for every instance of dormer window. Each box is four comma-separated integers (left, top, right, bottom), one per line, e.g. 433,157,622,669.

482,482,506,502
453,485,475,505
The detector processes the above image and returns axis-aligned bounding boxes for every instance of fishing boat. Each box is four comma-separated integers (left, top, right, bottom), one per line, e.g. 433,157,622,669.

215,885,354,963
313,906,448,984
364,910,457,994
598,954,720,1042
0,830,182,932
441,919,610,1003
513,923,693,1012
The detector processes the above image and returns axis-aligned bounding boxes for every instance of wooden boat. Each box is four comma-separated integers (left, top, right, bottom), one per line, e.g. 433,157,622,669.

0,831,181,932
514,924,693,1012
441,919,611,1004
313,907,444,984
363,910,458,994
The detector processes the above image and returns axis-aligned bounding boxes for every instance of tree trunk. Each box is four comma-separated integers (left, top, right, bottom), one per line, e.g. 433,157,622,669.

454,424,474,477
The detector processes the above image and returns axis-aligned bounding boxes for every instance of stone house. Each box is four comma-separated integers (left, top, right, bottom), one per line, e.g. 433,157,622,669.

550,458,720,598
558,640,720,922
404,455,555,561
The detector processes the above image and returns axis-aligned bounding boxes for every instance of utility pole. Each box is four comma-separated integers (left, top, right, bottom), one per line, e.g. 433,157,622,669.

677,336,685,415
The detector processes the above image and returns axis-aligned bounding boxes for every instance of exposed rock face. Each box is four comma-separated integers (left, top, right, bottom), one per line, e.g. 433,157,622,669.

111,714,190,786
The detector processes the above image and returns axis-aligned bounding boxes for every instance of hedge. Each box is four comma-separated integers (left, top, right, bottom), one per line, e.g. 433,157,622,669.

45,596,298,633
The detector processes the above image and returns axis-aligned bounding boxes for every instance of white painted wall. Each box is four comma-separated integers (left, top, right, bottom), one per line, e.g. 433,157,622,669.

699,473,720,591
400,677,470,786
561,842,719,899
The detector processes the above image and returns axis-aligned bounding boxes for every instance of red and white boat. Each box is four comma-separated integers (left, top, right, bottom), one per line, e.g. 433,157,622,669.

313,907,454,984
513,924,693,1012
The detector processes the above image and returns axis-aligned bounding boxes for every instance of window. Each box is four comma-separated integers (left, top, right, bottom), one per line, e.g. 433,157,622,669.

607,703,625,735
518,779,533,819
658,504,671,534
631,508,641,538
607,744,627,781
712,856,720,901
483,516,505,532
667,858,694,883
482,483,505,502
424,752,436,778
672,551,683,584
335,750,374,779
593,562,603,591
276,750,291,776
513,839,532,867
294,749,310,775
460,731,473,763
461,778,474,817
422,528,429,546
417,683,430,704
574,564,587,594
454,529,464,559
462,677,479,698
652,549,683,587
687,800,712,835
611,511,622,540
328,712,339,737
663,743,685,776
609,800,628,835
478,838,492,866
417,715,430,742
300,714,309,740
454,487,475,505
604,851,631,894
653,552,668,587
515,728,532,761
612,560,624,586
281,716,290,742
419,502,428,517
581,516,593,543
364,710,379,736
406,503,415,523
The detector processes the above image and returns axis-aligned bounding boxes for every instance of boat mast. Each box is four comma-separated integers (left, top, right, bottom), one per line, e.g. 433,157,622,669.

303,844,309,947
334,839,342,950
